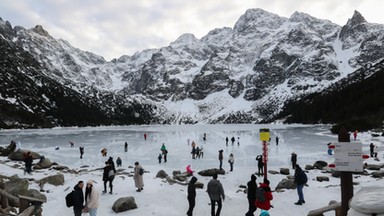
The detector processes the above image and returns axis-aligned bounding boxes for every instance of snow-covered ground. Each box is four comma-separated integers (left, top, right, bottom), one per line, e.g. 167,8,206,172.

0,124,383,216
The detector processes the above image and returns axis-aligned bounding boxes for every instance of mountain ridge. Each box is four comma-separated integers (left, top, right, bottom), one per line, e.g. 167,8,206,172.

1,8,384,128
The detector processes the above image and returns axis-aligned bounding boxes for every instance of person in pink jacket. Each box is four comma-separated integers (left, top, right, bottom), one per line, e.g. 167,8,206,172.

85,180,99,216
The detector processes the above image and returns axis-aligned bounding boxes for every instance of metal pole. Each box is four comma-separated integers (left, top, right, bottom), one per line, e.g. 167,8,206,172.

338,127,353,216
263,141,268,180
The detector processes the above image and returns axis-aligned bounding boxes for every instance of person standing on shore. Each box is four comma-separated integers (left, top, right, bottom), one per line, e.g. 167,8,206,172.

72,181,86,216
245,174,257,216
134,162,144,192
186,176,198,216
218,150,224,170
85,180,99,216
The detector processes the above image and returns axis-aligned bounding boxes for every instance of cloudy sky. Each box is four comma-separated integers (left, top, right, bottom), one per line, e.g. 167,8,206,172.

1,0,383,60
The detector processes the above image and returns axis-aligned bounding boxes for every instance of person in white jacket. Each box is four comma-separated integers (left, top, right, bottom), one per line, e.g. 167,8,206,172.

228,153,235,171
85,179,99,216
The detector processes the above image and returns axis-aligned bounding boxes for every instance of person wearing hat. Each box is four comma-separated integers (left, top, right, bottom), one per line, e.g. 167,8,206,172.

85,180,99,216
218,150,224,170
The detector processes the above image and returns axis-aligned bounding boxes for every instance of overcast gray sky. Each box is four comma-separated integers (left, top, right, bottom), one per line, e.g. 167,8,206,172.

1,0,383,60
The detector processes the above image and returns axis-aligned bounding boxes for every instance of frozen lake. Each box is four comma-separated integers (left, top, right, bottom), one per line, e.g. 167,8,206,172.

0,124,337,171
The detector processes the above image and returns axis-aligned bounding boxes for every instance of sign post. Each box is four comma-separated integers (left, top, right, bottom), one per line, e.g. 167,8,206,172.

259,128,270,180
337,128,354,216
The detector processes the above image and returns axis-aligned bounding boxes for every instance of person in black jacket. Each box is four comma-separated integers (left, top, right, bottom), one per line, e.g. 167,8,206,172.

245,174,257,216
294,164,306,205
256,155,264,176
73,181,86,216
187,176,198,216
102,162,114,194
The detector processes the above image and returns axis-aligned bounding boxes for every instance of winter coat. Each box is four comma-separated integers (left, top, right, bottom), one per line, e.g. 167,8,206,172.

188,176,198,200
228,155,234,164
207,179,225,201
85,188,99,209
218,151,223,161
103,164,113,181
256,155,264,167
134,164,144,188
294,166,306,185
255,183,273,210
247,175,257,200
73,184,85,210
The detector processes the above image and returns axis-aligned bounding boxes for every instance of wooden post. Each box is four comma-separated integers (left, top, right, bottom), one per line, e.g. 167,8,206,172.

338,127,352,216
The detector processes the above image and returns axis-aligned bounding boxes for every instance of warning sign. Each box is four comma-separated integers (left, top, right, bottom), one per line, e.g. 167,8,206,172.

333,142,363,172
259,128,270,141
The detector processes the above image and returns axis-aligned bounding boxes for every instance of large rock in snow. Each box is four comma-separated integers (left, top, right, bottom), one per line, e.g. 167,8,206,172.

348,187,384,215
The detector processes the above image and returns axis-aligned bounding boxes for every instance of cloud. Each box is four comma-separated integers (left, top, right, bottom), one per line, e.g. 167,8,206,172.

0,0,383,60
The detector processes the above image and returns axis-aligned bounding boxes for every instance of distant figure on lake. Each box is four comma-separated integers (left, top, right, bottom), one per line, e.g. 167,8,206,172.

79,147,84,159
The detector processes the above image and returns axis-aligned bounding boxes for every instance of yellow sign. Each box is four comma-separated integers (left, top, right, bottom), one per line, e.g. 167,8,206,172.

259,128,270,141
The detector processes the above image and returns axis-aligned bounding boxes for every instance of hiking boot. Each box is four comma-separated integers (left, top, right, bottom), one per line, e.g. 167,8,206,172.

295,201,302,205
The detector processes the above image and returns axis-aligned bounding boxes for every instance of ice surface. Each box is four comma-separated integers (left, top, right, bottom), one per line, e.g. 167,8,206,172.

0,124,383,216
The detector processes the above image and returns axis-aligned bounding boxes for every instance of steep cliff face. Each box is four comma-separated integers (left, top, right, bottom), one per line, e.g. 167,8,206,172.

1,8,384,128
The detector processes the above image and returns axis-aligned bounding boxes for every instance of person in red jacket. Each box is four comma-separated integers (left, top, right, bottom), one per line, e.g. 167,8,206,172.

255,179,273,211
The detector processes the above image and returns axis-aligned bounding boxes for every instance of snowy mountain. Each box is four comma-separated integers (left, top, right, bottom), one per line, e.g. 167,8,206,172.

1,8,384,128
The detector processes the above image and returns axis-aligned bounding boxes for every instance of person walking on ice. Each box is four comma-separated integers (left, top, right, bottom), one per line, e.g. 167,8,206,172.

207,173,225,216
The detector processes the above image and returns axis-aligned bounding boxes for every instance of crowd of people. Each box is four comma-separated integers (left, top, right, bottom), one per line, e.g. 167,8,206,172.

16,129,376,216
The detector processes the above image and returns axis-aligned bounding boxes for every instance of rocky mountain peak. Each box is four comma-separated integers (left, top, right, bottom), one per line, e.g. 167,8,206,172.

347,10,367,27
339,10,367,42
32,25,50,37
170,33,198,47
233,8,286,33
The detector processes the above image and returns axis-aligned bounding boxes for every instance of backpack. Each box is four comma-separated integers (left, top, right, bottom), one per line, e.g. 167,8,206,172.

139,168,144,175
255,187,266,203
65,191,74,207
302,171,308,184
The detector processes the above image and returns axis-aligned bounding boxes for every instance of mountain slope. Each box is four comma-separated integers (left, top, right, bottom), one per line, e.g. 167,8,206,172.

1,9,384,128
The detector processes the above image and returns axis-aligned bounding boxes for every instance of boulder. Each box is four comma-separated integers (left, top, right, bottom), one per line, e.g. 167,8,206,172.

280,168,290,175
174,172,190,182
366,164,382,171
8,149,40,161
172,170,181,176
316,176,330,182
349,187,384,215
313,161,328,169
5,177,29,197
268,170,279,175
198,169,225,176
33,158,52,170
27,189,47,202
156,170,168,179
39,174,64,186
0,141,16,156
112,197,137,213
275,178,296,190
331,169,341,178
305,165,314,170
52,165,69,170
371,171,384,178
194,182,204,189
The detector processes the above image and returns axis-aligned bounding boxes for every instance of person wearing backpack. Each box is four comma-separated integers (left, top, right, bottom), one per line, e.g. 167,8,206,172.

246,174,257,216
255,179,273,211
134,161,144,192
72,181,86,216
294,164,307,205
